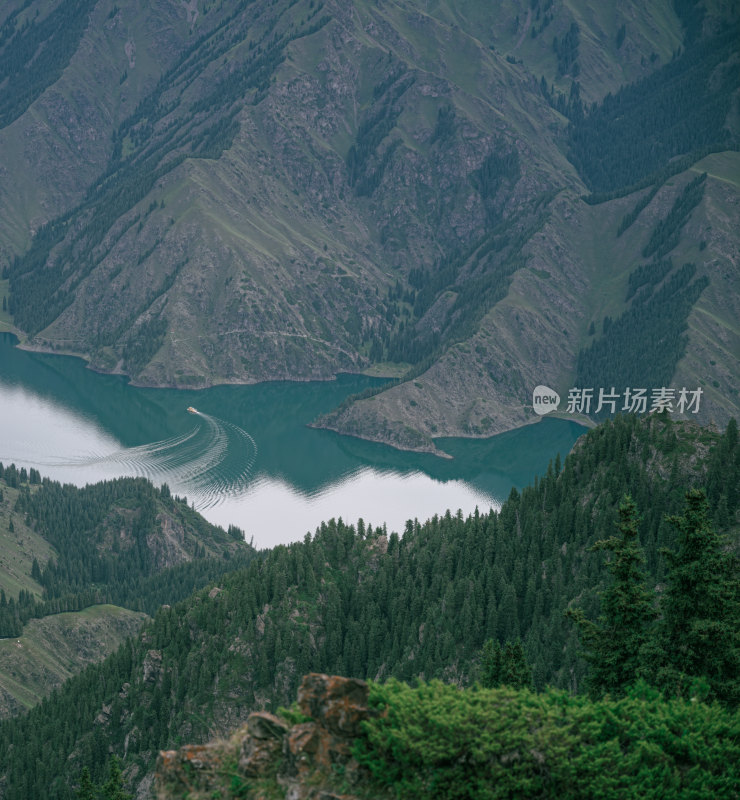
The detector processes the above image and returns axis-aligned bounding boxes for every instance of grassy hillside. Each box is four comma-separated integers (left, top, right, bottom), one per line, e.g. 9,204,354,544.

0,413,737,797
0,482,54,600
0,605,146,718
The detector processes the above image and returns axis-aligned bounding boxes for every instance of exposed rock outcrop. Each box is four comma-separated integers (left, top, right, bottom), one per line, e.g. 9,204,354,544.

155,674,377,800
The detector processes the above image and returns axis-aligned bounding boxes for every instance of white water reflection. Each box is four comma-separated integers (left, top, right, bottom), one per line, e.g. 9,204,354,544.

205,471,499,549
0,384,121,468
0,381,498,548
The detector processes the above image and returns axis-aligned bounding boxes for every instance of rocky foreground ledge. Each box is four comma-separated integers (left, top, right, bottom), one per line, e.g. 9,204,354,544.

155,673,378,800
155,668,740,799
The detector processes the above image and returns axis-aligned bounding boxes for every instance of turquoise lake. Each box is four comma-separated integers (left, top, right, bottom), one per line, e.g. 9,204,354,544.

0,333,586,548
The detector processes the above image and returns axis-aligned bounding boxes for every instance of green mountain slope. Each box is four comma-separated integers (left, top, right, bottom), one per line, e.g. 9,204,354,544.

1,413,737,797
0,605,146,719
0,467,256,725
0,468,254,636
1,0,736,445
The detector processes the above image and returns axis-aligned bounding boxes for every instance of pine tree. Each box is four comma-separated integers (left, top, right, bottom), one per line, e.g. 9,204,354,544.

500,640,533,689
480,639,502,687
101,756,131,800
75,766,97,800
567,495,656,698
479,638,532,689
648,488,740,706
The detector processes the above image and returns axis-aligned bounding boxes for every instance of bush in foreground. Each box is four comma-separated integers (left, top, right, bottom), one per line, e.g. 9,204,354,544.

355,678,740,799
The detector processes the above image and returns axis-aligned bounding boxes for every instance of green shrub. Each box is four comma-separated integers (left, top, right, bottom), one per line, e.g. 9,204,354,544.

355,679,740,799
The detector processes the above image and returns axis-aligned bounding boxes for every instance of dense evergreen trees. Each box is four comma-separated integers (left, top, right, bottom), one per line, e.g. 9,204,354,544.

74,768,96,800
74,758,131,800
567,496,655,698
356,679,740,800
0,414,737,798
567,23,739,194
575,261,709,400
0,468,254,637
569,488,739,705
641,172,706,259
345,69,412,196
645,489,740,705
479,639,532,690
553,22,580,77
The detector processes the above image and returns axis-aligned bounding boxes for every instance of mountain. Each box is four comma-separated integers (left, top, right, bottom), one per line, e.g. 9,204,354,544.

0,0,738,451
1,413,737,798
0,467,255,717
0,605,146,719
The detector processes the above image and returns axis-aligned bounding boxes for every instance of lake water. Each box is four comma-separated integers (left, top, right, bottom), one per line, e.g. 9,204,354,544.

0,333,586,548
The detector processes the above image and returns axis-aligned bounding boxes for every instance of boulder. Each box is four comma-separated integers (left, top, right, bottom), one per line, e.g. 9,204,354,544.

297,674,370,737
156,674,373,799
248,711,290,740
240,734,283,778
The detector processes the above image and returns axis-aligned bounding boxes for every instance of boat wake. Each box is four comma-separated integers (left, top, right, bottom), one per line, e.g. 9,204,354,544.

31,412,258,510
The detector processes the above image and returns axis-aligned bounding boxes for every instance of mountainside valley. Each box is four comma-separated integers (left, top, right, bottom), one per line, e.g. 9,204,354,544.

0,0,738,450
0,1,739,798
0,413,738,797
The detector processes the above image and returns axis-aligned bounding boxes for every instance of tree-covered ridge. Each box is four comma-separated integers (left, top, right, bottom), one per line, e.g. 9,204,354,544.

154,481,739,799
0,467,255,637
0,414,737,797
154,487,739,800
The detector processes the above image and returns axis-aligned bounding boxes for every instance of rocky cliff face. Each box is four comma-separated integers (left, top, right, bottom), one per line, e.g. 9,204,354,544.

155,673,380,800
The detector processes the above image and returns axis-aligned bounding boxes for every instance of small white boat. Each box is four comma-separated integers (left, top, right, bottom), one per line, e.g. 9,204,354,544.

187,406,198,414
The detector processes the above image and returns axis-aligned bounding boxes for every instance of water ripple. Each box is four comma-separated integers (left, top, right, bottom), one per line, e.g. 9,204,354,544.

25,410,258,510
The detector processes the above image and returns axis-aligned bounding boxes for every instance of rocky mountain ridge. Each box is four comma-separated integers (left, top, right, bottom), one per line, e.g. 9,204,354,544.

0,0,738,450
